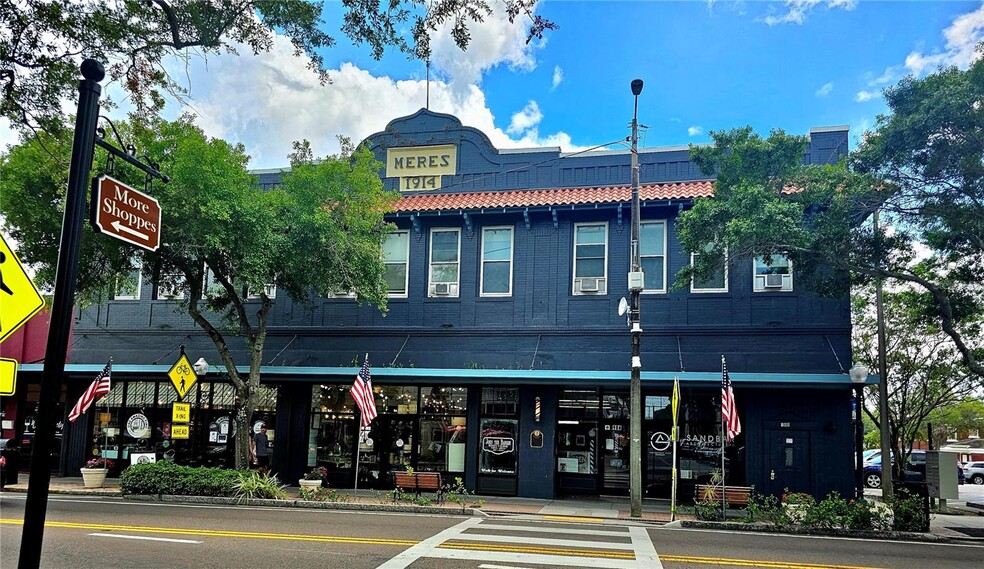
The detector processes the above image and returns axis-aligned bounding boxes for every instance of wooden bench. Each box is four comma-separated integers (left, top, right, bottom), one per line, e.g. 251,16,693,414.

393,471,445,504
694,484,753,508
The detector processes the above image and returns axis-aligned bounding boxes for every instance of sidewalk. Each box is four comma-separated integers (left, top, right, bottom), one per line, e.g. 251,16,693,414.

3,475,983,540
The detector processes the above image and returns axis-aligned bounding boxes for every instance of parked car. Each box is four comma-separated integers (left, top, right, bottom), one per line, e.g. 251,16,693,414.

963,461,984,485
864,450,964,488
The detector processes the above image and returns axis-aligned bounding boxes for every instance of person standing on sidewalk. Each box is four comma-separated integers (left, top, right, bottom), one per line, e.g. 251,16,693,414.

254,423,271,475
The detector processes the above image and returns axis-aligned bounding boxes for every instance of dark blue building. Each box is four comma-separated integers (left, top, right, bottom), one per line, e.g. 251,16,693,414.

24,110,867,501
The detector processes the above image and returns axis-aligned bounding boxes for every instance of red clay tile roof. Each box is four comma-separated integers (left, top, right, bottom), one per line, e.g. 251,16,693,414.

393,180,714,212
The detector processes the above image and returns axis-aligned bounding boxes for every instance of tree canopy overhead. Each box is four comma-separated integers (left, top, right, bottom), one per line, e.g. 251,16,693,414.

677,49,983,378
0,114,399,467
1,0,556,135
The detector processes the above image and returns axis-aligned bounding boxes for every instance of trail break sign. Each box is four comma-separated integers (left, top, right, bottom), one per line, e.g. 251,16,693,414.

91,174,161,251
0,233,46,344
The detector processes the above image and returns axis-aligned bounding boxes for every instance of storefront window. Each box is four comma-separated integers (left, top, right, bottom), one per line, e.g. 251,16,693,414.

479,388,518,475
558,389,600,475
479,418,517,474
377,385,418,414
418,387,468,474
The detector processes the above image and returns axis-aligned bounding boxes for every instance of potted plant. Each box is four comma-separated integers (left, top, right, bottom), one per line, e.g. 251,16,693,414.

80,457,115,488
299,466,328,489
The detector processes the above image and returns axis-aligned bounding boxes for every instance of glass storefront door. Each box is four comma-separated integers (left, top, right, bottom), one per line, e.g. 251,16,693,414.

357,416,416,489
601,420,630,493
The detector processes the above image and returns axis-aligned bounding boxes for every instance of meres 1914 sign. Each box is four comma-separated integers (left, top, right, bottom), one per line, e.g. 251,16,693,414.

91,174,161,251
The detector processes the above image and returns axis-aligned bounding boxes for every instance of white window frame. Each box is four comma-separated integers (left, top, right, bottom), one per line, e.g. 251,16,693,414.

113,259,143,300
383,230,410,298
753,254,793,292
640,220,667,294
247,283,277,299
428,227,461,298
572,222,609,295
202,265,224,300
690,245,728,293
157,273,186,300
480,226,514,297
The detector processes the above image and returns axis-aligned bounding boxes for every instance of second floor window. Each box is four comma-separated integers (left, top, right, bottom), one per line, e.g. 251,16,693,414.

753,254,793,292
573,222,608,294
429,228,460,297
156,272,186,300
691,243,728,293
640,221,666,292
114,259,142,300
481,226,513,296
383,230,409,297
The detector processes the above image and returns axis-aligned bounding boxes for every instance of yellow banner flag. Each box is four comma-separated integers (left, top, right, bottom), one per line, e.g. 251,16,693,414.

672,376,680,427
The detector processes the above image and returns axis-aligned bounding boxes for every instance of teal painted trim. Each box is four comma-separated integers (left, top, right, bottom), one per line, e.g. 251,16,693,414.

18,363,877,386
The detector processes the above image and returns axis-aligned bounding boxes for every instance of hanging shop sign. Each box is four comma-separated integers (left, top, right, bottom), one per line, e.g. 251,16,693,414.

482,436,515,455
90,174,161,251
385,144,457,191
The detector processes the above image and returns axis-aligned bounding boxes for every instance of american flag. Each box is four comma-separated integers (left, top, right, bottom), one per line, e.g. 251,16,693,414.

351,354,377,427
721,355,741,441
68,360,112,423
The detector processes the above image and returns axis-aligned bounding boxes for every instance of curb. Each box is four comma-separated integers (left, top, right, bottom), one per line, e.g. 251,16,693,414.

677,520,955,543
123,493,485,516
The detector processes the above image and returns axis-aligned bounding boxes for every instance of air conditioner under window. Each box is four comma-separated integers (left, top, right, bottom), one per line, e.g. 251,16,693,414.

577,277,605,293
430,282,457,296
764,273,785,288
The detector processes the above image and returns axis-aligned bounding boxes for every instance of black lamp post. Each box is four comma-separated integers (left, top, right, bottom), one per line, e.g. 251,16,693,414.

629,78,644,518
849,363,868,498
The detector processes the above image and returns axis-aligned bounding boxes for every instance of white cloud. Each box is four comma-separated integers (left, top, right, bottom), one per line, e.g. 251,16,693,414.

0,118,19,152
688,125,703,137
163,29,588,169
855,90,877,102
904,5,984,75
815,82,834,97
428,6,542,93
507,101,543,135
551,65,563,90
762,0,857,26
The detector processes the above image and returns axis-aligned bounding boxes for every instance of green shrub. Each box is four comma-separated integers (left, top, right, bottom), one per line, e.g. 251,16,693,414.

232,471,287,501
119,462,242,497
891,489,928,532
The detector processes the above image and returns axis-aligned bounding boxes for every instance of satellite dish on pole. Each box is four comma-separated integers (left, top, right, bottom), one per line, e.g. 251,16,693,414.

618,297,629,316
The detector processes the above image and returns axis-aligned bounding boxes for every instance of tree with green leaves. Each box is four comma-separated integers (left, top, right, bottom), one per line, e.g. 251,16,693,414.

0,115,399,469
1,0,556,136
676,48,984,379
853,288,977,481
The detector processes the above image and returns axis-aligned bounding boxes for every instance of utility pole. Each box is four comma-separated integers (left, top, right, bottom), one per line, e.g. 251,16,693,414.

628,78,644,518
874,209,893,500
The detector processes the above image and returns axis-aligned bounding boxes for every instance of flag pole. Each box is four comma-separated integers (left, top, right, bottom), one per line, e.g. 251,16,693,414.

353,424,361,496
720,355,727,520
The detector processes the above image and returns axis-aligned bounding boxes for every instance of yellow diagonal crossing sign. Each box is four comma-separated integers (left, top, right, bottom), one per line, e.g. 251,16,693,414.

0,233,45,344
168,353,197,399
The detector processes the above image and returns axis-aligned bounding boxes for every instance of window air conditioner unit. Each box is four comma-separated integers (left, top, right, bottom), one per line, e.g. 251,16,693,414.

764,273,785,288
578,277,600,292
433,282,451,295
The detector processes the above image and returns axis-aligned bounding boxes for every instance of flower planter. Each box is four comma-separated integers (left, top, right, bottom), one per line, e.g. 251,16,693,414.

299,479,323,489
80,467,108,488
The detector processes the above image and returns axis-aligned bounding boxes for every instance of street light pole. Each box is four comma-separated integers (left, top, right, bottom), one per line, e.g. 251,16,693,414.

629,78,644,518
849,364,868,499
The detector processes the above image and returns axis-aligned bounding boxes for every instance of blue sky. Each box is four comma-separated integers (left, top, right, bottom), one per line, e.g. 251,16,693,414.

3,1,983,170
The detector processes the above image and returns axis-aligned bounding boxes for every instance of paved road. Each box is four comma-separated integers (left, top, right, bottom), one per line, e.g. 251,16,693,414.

2,494,982,568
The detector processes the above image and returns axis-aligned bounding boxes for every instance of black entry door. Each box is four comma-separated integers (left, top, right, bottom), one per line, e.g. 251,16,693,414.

358,417,415,489
765,430,811,496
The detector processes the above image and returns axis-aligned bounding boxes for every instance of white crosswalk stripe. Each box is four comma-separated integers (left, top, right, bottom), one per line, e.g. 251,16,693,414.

376,517,663,569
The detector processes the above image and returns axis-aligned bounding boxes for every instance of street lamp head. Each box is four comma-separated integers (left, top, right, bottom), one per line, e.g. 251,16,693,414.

192,357,209,377
631,79,644,96
849,363,868,384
